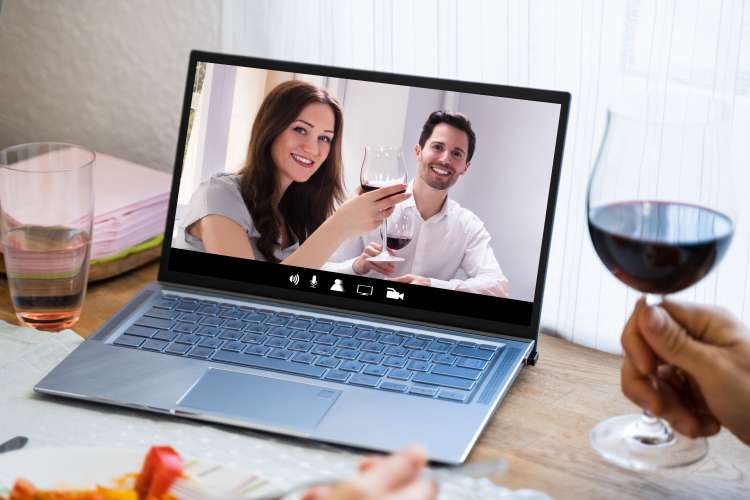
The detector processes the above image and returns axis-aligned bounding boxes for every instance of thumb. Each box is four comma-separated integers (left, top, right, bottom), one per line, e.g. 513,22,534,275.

638,305,713,376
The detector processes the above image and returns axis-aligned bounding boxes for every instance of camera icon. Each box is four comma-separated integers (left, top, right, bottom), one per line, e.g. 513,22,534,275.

385,287,404,300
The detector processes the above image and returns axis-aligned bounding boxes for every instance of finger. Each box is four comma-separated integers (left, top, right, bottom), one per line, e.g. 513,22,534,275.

375,192,412,211
382,207,395,218
359,455,386,472
388,479,438,500
390,274,413,283
637,305,717,378
660,299,744,346
621,355,663,414
621,298,657,375
359,446,426,492
365,183,408,200
651,369,717,438
301,485,336,500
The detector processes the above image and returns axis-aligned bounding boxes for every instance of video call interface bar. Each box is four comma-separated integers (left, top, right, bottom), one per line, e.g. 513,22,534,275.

169,248,534,327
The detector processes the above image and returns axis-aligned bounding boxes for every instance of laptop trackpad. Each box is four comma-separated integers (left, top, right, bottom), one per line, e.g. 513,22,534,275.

177,368,341,431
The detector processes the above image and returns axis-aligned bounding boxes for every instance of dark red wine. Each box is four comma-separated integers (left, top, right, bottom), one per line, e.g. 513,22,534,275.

387,236,412,250
588,201,733,294
361,182,406,198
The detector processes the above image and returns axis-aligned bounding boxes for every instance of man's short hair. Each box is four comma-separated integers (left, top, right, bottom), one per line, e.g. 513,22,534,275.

418,110,476,161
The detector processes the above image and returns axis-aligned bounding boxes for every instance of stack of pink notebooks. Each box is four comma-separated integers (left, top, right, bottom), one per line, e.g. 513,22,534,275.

91,153,172,264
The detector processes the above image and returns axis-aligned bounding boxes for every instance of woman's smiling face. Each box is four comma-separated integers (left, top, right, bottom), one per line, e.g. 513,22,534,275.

271,102,336,190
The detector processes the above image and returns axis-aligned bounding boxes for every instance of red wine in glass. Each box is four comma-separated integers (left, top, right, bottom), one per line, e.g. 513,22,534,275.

386,236,412,250
588,201,733,294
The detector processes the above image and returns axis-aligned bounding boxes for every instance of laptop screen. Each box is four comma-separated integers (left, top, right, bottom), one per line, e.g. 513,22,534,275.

162,51,569,340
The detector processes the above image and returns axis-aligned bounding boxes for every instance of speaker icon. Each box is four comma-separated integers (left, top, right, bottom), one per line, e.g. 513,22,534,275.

289,273,300,285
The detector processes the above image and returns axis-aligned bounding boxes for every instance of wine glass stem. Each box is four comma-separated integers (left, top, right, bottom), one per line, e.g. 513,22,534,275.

634,292,674,445
381,218,388,254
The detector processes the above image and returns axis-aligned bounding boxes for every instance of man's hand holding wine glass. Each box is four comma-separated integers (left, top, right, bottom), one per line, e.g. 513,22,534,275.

353,242,398,276
621,299,750,446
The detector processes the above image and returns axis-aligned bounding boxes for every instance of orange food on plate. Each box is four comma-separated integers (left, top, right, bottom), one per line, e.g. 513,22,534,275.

3,447,182,500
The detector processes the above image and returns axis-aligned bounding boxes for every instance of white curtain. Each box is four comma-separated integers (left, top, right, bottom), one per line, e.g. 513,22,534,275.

222,0,750,354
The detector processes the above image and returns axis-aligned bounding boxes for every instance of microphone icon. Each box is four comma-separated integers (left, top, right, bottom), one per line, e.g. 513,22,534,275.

310,275,318,288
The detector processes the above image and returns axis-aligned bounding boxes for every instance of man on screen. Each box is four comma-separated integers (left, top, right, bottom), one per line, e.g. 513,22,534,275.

325,111,509,297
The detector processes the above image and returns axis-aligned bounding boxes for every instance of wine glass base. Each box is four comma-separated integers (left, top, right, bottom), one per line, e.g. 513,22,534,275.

367,254,405,263
590,414,707,470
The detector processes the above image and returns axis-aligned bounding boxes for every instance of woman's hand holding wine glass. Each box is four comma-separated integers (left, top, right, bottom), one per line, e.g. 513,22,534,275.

331,183,410,240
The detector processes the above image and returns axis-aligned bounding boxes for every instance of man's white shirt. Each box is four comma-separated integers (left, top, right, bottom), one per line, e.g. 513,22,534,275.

323,183,509,297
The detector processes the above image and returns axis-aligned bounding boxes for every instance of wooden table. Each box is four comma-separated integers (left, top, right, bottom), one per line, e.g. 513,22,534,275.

1,263,748,499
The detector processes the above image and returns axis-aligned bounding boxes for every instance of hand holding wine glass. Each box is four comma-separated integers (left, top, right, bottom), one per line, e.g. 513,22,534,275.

587,91,736,469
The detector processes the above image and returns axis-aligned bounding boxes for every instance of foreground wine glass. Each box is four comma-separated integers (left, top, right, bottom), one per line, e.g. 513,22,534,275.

385,207,416,252
360,146,408,262
587,92,735,469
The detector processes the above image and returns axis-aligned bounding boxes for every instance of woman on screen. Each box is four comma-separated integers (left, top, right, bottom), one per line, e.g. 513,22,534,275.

180,80,409,267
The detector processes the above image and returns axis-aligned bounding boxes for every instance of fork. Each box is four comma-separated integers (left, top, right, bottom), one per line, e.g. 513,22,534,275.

170,457,507,500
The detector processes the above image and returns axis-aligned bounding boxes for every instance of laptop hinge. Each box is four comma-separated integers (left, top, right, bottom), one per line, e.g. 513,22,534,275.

525,350,539,366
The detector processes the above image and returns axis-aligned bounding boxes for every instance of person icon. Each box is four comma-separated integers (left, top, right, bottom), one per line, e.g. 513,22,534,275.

330,279,345,292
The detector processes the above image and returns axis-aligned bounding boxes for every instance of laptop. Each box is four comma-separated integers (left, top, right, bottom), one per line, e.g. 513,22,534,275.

35,50,570,464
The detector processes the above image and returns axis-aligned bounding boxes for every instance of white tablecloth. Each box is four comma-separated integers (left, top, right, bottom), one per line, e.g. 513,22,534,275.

0,321,550,499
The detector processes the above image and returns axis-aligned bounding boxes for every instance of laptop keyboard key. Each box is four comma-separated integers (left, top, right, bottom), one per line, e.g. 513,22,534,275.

221,340,246,352
178,313,201,323
432,365,482,380
125,325,158,338
114,335,144,348
379,334,403,345
311,322,334,334
412,372,475,390
438,389,469,403
265,315,290,327
408,350,431,361
315,356,339,369
388,368,413,381
426,340,454,353
134,316,173,330
196,325,222,337
292,352,315,364
383,356,407,368
456,357,488,370
289,340,313,352
380,381,408,393
336,338,361,349
175,334,200,345
407,360,431,372
311,345,335,356
314,334,337,345
222,319,247,331
354,329,378,341
359,352,384,364
361,342,385,353
290,331,314,341
349,373,381,387
212,350,326,378
324,370,350,382
199,316,223,327
197,305,220,316
451,345,494,361
243,311,269,323
175,302,199,313
332,325,355,337
153,330,177,342
164,342,190,355
219,330,244,341
174,323,198,334
144,308,180,320
433,354,457,365
340,360,364,373
188,346,214,359
334,348,358,360
268,348,293,360
404,338,427,349
198,337,223,349
384,346,408,357
290,319,313,330
363,364,388,377
154,298,178,309
245,345,270,356
409,385,438,397
241,333,265,344
141,339,168,351
244,323,269,334
219,308,242,320
267,326,292,338
264,337,289,349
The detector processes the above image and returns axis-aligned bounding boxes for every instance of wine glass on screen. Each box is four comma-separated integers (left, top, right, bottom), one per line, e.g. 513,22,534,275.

385,207,416,252
587,91,736,470
360,146,408,262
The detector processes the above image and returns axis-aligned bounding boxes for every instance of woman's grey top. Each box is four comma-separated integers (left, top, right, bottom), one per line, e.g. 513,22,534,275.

178,173,298,261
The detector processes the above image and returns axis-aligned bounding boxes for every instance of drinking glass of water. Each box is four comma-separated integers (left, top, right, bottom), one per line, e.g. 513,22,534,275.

0,143,95,331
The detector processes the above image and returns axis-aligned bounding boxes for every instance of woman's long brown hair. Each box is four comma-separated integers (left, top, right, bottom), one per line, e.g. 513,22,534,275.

238,80,344,262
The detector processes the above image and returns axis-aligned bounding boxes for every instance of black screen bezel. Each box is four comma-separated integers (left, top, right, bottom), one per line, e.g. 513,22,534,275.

159,50,570,343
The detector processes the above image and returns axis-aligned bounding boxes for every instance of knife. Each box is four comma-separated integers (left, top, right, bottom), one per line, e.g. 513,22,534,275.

0,436,28,454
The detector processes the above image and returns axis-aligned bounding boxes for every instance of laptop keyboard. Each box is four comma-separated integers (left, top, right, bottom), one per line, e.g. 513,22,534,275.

112,294,504,404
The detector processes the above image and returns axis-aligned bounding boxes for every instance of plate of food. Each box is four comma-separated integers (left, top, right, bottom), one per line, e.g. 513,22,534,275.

0,446,273,499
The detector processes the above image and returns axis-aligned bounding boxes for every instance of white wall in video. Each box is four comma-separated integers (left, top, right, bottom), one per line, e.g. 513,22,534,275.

174,62,560,302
